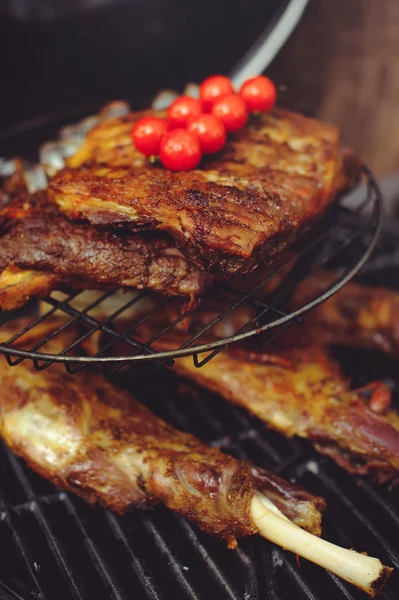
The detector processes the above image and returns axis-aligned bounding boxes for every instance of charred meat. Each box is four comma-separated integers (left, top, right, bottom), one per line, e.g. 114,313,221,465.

289,272,399,359
133,322,399,484
49,108,359,277
0,321,391,594
0,321,324,546
0,191,211,310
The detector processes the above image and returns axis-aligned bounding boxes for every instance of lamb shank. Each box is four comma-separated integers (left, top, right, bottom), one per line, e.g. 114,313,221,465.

0,320,390,595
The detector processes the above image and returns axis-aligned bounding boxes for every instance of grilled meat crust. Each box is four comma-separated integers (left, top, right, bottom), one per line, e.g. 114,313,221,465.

0,322,325,545
49,108,358,277
289,272,399,359
0,191,211,309
0,265,57,311
219,268,399,358
132,323,399,483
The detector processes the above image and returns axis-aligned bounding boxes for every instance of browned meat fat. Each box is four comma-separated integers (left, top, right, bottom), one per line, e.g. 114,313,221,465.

0,190,212,310
49,107,360,277
0,321,325,546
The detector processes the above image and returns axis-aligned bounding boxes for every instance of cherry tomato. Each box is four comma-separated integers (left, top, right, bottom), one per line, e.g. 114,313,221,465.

132,117,168,157
200,75,234,110
167,96,202,129
188,114,226,154
239,75,277,112
160,129,202,171
211,94,248,132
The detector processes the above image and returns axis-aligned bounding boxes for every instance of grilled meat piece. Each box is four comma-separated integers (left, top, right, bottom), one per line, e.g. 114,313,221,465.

133,324,399,483
49,108,359,277
0,265,57,311
0,322,325,546
289,272,399,359
180,266,399,359
0,321,393,594
0,191,211,310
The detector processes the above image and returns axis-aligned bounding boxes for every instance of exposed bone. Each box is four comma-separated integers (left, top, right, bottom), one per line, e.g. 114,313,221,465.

75,115,99,134
251,494,392,597
57,138,84,159
39,142,65,177
22,164,48,193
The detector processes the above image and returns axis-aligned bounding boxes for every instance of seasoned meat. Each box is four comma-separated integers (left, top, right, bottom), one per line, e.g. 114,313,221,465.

132,323,399,483
49,108,359,277
0,265,57,311
0,191,211,310
184,266,399,359
289,272,399,359
0,321,325,546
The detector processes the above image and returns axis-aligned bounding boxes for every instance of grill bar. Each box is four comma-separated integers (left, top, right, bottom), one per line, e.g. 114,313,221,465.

104,512,164,600
62,495,127,600
0,489,45,599
5,448,86,600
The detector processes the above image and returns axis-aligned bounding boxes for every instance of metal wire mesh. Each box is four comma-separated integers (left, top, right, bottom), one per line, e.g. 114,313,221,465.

0,166,383,374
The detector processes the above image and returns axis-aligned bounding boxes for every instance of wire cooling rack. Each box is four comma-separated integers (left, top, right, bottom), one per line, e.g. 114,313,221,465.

0,166,383,374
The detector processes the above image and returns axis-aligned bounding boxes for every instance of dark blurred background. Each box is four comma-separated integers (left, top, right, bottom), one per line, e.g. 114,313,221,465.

0,0,398,177
0,0,285,126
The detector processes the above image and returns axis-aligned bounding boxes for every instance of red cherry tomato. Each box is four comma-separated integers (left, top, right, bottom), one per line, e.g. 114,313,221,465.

160,129,202,171
167,96,202,129
211,94,248,132
188,114,226,154
239,76,277,112
200,75,234,111
132,117,168,157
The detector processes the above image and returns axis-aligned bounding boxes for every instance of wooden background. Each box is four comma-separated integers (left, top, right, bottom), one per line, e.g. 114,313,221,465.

268,0,399,176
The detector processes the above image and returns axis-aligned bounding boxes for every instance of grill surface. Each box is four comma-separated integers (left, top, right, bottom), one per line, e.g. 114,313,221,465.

0,219,399,600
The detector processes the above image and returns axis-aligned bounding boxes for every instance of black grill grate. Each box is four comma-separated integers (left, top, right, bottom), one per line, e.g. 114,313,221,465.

1,216,399,600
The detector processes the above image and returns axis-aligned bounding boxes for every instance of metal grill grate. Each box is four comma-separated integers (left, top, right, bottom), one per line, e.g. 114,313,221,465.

0,217,398,600
0,167,383,374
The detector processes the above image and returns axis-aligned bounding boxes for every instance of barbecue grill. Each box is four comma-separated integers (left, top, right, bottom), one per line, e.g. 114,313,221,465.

0,110,398,600
0,0,397,596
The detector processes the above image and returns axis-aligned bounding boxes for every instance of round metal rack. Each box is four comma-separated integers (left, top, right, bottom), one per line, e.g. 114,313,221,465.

0,165,383,374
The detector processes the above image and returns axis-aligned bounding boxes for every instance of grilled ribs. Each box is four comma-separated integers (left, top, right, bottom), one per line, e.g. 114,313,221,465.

0,189,211,310
0,321,325,546
49,108,359,277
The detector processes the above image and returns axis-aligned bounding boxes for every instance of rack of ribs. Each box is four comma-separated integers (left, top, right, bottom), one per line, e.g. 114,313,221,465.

288,271,399,359
48,108,360,278
0,186,211,310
